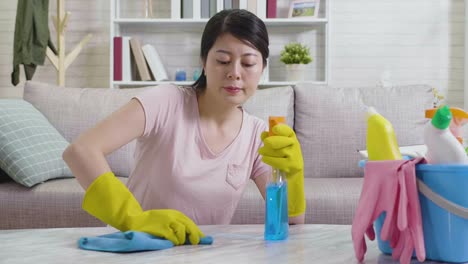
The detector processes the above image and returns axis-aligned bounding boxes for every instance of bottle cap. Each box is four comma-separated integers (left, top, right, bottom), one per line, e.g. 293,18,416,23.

269,116,286,136
365,106,378,119
432,105,452,129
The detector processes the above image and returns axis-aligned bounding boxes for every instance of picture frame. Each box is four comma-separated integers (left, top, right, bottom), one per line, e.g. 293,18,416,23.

288,0,320,18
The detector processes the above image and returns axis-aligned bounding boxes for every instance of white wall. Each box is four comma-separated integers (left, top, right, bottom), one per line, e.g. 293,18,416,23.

0,0,464,107
329,0,464,108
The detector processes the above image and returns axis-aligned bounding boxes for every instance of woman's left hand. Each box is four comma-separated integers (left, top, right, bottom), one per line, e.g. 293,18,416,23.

258,124,303,175
258,124,306,217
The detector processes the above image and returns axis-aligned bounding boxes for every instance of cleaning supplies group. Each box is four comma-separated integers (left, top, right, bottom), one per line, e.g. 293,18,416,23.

353,105,468,264
367,105,468,165
356,107,426,264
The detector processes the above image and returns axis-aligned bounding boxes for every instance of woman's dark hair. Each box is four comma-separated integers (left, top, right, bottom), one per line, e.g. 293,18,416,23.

192,9,269,92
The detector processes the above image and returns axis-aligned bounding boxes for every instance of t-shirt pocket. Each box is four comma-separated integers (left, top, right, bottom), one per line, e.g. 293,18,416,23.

226,163,248,190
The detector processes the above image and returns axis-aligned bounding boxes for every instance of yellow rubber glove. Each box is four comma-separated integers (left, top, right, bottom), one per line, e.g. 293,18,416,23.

258,124,306,217
82,172,204,246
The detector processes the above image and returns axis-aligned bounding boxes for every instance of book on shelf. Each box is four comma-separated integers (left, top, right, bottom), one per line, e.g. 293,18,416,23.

201,0,209,18
122,36,132,81
247,0,266,19
209,0,217,17
224,0,232,9
247,0,257,14
200,0,218,18
171,0,181,19
129,38,152,81
229,0,245,9
267,0,276,18
257,0,267,19
114,36,135,81
141,44,169,81
239,0,247,9
256,0,267,19
232,0,239,9
193,0,201,18
182,0,193,18
113,37,122,81
178,0,267,19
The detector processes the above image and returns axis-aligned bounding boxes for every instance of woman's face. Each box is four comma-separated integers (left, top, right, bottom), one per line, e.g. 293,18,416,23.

203,33,264,106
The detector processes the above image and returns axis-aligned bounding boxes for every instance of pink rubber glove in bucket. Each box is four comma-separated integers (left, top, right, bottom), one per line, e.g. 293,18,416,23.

352,160,404,262
391,158,426,264
352,158,426,263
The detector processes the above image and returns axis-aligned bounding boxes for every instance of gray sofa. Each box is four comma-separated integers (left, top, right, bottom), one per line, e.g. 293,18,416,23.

0,81,433,229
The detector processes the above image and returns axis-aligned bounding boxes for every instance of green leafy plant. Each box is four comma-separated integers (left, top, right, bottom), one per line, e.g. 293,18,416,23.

280,42,312,64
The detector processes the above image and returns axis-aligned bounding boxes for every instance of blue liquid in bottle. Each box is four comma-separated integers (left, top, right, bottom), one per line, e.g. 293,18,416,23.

264,172,288,241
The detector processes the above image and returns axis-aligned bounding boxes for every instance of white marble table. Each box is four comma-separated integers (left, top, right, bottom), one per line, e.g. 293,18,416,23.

0,225,460,264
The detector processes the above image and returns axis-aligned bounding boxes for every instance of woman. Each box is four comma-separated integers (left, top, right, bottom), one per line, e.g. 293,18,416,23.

63,9,305,246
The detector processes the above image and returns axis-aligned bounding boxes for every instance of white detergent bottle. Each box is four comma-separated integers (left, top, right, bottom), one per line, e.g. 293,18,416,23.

424,105,468,164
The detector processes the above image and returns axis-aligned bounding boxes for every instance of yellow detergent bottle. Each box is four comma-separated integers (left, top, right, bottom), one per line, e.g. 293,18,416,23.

366,107,403,161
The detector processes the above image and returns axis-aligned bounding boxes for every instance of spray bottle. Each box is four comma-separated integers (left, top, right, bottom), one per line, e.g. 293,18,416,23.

264,116,289,241
424,105,468,164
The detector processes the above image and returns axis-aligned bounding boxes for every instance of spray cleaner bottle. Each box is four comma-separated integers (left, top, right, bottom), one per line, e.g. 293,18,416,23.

264,116,289,241
424,105,468,164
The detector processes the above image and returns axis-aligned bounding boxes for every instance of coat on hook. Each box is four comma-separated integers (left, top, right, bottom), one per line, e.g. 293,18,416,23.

11,0,57,86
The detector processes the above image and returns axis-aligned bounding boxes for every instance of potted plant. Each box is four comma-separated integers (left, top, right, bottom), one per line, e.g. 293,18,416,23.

280,42,312,81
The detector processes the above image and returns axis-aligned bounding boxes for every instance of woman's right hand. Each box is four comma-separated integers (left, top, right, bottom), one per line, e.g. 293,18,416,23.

82,172,203,246
130,209,205,245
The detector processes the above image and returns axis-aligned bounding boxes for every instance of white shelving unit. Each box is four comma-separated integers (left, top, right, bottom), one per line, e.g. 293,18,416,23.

110,0,329,88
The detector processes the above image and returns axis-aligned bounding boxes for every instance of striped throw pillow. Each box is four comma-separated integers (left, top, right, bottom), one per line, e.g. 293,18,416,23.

0,99,73,187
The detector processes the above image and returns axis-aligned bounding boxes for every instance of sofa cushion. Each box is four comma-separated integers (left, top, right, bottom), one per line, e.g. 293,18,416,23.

243,86,294,128
0,99,73,187
0,176,126,229
0,176,361,228
294,84,433,178
23,82,294,177
23,81,150,177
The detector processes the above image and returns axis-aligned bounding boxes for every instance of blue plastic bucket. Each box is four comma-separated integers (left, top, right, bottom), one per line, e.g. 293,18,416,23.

373,164,468,263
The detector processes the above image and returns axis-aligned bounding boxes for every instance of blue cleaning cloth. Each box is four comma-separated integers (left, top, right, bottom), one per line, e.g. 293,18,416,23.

78,231,214,252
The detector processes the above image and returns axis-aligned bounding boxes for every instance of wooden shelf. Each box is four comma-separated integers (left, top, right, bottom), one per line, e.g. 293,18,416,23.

112,80,326,87
113,18,328,27
114,81,193,86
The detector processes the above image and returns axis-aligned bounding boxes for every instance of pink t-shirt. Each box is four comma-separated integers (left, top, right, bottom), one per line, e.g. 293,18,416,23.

127,84,271,224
